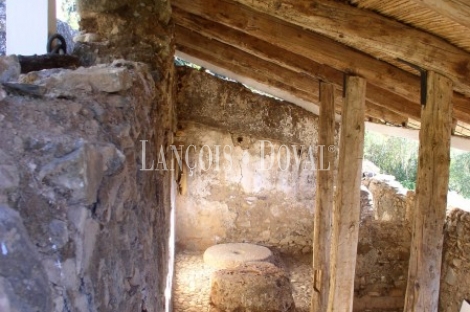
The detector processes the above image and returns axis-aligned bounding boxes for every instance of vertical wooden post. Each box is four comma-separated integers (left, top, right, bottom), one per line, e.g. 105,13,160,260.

404,71,453,312
327,75,366,312
311,82,336,312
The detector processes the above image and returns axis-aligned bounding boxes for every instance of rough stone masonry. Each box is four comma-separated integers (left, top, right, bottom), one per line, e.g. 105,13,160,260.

0,59,168,312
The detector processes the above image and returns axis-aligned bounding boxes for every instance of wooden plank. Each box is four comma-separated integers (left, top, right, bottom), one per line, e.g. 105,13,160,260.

328,76,366,312
172,2,470,125
311,82,336,312
364,102,408,125
410,0,470,29
404,71,453,312
174,8,422,123
176,26,320,101
176,26,412,125
171,0,420,100
226,0,470,96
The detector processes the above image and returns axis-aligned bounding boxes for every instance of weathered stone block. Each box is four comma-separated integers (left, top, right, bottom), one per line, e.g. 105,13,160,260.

209,262,295,312
0,204,52,312
20,64,133,93
0,55,20,83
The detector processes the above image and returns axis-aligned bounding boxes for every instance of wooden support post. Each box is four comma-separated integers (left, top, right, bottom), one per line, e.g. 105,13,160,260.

311,82,336,312
404,71,453,312
327,75,366,312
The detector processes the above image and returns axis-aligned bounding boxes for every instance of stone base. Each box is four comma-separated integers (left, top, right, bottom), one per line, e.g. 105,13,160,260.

209,262,295,312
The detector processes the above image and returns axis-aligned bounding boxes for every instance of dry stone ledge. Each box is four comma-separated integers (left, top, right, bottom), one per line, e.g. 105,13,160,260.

209,262,295,312
203,243,273,269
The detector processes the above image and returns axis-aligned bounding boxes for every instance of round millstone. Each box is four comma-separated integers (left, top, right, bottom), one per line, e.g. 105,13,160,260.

203,243,273,269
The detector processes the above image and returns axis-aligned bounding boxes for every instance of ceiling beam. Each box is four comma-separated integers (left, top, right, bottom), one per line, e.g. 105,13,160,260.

176,26,409,125
410,0,470,29
171,0,470,125
174,8,417,124
226,0,470,96
171,0,420,100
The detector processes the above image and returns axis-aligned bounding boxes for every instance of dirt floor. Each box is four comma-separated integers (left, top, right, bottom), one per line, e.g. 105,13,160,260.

172,250,403,312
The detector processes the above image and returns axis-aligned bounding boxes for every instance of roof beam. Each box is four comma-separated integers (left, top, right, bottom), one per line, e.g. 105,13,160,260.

172,0,419,100
176,26,409,125
174,8,417,124
410,0,470,29
226,0,470,96
171,0,470,125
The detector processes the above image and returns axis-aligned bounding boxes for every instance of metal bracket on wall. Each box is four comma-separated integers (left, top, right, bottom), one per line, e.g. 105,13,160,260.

397,58,428,106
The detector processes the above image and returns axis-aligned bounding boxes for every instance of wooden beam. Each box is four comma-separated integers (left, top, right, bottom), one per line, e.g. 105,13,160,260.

176,26,412,124
176,26,320,102
174,8,422,123
404,71,453,312
172,0,420,100
226,0,470,96
312,82,336,312
328,76,365,312
172,1,470,125
364,103,408,125
410,0,470,29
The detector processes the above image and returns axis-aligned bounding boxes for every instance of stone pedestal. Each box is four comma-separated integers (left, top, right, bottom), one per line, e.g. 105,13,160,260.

209,262,295,312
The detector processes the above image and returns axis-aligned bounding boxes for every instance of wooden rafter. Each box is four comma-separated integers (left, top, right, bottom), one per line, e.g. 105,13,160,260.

226,0,470,96
176,26,411,125
172,0,470,125
174,8,421,124
409,0,470,29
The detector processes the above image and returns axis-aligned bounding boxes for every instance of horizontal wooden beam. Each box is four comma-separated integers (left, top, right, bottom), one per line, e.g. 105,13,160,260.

171,1,470,125
176,26,411,125
410,0,470,29
174,8,421,124
171,0,419,100
227,0,470,96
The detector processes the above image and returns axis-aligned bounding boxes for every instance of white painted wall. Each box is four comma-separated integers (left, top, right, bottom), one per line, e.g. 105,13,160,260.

6,0,56,55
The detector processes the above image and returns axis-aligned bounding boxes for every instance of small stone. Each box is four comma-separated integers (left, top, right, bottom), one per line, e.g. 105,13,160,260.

445,267,457,285
48,219,69,249
0,204,53,311
0,149,19,193
73,33,100,43
0,55,20,83
452,258,462,267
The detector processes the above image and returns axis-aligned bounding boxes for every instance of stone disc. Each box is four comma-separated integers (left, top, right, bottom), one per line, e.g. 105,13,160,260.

203,243,273,269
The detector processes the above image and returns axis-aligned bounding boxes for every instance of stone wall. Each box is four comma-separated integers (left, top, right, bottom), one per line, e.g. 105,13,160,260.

75,0,176,308
358,174,470,312
362,175,408,222
354,175,412,311
440,208,470,312
354,220,411,311
174,67,331,254
0,61,169,311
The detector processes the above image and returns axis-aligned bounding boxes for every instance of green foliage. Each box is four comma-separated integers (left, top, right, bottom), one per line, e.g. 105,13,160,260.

364,132,418,190
364,131,470,199
449,152,470,198
58,0,79,30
